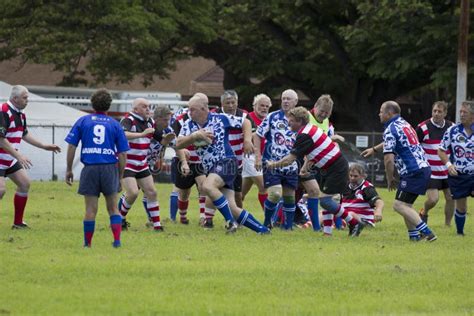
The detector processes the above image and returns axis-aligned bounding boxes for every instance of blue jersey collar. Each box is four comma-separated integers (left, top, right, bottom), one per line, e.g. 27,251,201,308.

384,115,400,129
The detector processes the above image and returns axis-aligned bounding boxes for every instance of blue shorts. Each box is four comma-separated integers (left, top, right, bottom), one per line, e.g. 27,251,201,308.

448,173,474,199
208,158,237,190
263,167,299,190
79,164,120,197
398,167,431,196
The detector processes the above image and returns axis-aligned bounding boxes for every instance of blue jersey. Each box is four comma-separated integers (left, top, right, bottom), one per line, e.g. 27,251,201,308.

256,110,297,172
440,123,474,175
179,113,243,172
65,113,129,165
383,116,429,176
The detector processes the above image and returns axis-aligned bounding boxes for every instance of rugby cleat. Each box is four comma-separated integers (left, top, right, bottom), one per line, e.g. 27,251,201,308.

12,222,30,230
225,221,238,234
121,218,130,230
348,220,365,237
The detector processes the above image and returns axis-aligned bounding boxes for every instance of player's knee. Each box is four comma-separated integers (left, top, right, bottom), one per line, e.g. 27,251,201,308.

17,180,30,193
144,188,157,200
267,190,281,203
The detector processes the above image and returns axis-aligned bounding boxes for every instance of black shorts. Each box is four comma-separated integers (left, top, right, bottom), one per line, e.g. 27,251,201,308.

123,168,151,179
319,156,349,195
79,164,120,197
233,168,242,193
299,167,321,183
427,178,449,190
171,157,206,190
0,161,23,177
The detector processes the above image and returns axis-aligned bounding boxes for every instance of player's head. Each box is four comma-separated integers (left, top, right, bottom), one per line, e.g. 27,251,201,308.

313,94,334,122
349,163,367,185
221,90,238,115
90,88,112,112
379,101,400,123
460,100,474,126
287,106,309,132
188,95,209,124
132,98,151,119
193,92,209,107
431,101,448,124
252,94,272,119
10,85,29,109
281,89,298,112
153,105,172,129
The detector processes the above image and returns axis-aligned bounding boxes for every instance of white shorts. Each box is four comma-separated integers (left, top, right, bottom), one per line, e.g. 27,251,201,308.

242,154,263,178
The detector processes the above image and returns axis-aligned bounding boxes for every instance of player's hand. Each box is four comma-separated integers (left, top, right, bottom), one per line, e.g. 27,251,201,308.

193,129,214,144
361,148,374,158
254,157,262,172
447,165,458,176
243,140,254,156
374,213,383,222
182,149,191,160
387,179,397,191
161,133,176,146
332,135,345,143
65,170,74,186
17,154,33,169
180,162,191,176
45,144,61,153
143,127,155,136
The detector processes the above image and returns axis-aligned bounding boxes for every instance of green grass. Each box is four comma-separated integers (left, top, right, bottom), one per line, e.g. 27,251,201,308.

0,181,472,315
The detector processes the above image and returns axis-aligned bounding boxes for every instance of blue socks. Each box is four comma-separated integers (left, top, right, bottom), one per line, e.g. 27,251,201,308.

408,229,420,241
142,197,151,221
307,197,320,231
263,199,277,227
237,210,268,233
169,191,178,221
213,195,234,223
455,209,466,235
416,221,433,236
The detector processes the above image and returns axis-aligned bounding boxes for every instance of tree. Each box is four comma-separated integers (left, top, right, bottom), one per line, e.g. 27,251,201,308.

0,0,216,86
194,0,469,129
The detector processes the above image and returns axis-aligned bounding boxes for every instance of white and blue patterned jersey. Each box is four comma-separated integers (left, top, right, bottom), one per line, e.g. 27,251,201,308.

179,113,244,172
439,123,474,175
147,126,175,174
383,116,429,176
256,110,297,172
170,107,188,127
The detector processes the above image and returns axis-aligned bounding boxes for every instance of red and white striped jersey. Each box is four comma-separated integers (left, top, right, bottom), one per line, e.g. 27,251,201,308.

416,119,453,179
120,112,156,173
172,112,201,164
216,108,247,168
341,180,379,224
0,102,28,170
293,123,341,169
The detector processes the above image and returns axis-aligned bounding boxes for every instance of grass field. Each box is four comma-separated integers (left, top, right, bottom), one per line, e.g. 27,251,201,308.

0,181,472,315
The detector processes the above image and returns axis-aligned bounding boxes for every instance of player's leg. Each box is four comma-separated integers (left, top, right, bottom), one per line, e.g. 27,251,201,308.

393,194,436,241
83,195,99,247
195,174,208,226
137,175,162,231
421,188,439,223
442,186,455,226
177,187,191,224
105,193,122,247
8,165,31,228
454,198,467,235
301,178,321,231
223,187,268,234
119,173,140,221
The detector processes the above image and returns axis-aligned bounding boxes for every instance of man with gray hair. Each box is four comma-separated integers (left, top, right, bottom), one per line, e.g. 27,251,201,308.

438,100,473,236
254,89,298,230
0,85,61,229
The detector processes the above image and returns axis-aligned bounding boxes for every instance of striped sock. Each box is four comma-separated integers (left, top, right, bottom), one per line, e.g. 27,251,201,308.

118,194,131,218
212,195,234,223
147,200,162,229
169,191,178,221
178,199,189,223
283,202,296,230
205,207,216,220
322,210,333,235
408,229,420,241
416,221,433,236
454,209,466,235
335,206,358,227
83,220,95,247
199,196,206,219
110,215,122,247
263,199,277,227
258,193,268,210
237,210,268,233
